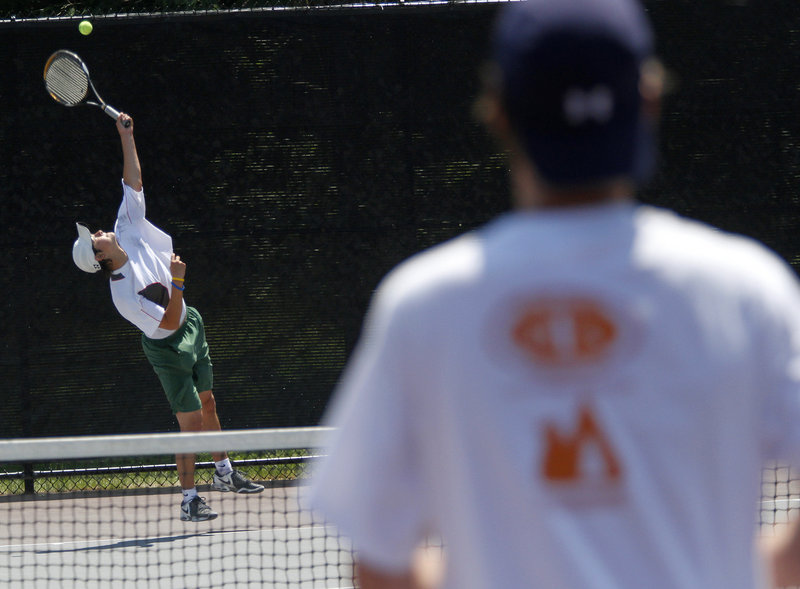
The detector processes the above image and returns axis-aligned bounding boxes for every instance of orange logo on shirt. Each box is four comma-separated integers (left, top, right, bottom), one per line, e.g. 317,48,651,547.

542,405,621,484
512,298,617,367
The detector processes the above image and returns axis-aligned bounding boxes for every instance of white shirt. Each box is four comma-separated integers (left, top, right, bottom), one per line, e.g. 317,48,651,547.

109,180,186,339
309,202,800,589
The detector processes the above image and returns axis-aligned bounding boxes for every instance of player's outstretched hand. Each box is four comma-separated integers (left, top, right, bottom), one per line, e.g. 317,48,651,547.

116,113,133,135
170,253,186,282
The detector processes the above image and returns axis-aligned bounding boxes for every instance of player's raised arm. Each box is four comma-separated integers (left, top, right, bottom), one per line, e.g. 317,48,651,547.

117,113,142,191
158,253,186,331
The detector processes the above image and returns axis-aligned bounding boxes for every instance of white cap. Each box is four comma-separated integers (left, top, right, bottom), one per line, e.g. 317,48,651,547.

72,223,101,273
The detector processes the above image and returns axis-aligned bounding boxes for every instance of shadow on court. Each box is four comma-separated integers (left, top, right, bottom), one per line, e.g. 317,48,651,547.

34,529,233,553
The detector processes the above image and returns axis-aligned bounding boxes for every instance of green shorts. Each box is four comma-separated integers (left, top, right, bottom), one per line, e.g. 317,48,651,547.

141,306,214,414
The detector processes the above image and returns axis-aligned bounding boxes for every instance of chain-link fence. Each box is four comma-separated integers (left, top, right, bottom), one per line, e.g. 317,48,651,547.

2,1,799,438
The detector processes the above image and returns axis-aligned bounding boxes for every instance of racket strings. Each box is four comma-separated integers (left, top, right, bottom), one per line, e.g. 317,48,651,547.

45,59,89,105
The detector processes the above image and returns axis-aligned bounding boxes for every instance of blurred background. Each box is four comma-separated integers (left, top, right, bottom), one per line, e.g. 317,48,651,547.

1,0,798,437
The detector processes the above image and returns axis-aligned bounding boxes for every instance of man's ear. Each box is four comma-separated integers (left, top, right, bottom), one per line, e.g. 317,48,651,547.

480,91,512,139
475,64,510,135
475,89,520,158
640,58,669,122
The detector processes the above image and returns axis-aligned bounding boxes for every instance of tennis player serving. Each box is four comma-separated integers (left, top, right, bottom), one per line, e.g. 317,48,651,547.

309,0,800,587
72,113,264,522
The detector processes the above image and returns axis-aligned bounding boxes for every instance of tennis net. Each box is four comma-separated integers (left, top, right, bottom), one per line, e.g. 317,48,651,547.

0,428,797,588
0,427,352,589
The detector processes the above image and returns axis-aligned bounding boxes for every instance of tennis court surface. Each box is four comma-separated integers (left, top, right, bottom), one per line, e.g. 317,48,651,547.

0,428,353,588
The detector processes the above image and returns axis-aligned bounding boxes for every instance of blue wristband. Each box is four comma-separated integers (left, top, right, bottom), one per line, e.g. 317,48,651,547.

171,281,185,291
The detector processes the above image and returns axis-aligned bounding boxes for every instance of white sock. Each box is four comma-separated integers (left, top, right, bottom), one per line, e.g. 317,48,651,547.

215,458,233,476
182,487,198,503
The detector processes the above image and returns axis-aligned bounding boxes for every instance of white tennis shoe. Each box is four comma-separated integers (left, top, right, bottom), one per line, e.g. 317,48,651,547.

180,496,218,522
213,469,265,494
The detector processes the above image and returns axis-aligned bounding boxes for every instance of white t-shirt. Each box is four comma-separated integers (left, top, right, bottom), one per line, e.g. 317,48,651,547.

309,201,800,589
109,180,186,339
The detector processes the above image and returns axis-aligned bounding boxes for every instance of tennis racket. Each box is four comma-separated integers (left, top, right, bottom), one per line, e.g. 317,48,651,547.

43,50,130,127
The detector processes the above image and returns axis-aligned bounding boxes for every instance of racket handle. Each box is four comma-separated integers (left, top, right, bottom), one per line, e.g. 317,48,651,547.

103,104,131,127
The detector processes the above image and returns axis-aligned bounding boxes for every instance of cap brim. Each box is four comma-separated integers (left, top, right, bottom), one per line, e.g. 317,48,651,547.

73,222,101,273
75,222,93,242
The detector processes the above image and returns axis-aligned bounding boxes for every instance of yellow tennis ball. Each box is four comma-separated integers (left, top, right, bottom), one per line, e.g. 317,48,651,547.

78,20,93,36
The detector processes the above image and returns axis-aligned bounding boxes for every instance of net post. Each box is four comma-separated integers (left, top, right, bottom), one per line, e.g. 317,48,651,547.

17,304,35,494
22,463,34,494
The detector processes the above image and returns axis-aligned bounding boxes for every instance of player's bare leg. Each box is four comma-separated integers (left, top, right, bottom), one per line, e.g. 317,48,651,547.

175,408,217,521
175,408,203,485
198,389,265,494
198,390,226,463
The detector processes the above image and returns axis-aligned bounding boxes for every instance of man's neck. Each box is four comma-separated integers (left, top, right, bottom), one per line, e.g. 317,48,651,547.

511,156,635,210
107,247,128,272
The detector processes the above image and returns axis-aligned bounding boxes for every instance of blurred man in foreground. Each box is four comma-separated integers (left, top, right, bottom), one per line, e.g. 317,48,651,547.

309,0,800,587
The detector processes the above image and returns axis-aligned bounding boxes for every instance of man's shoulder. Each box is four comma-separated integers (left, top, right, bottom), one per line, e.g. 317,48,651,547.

121,179,144,194
638,205,777,259
382,232,484,299
636,205,794,289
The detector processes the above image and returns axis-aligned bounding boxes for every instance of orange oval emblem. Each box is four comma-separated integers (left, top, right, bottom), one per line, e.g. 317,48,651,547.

512,298,617,367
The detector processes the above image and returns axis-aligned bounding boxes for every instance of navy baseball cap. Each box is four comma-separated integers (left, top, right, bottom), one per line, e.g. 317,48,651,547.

491,0,656,186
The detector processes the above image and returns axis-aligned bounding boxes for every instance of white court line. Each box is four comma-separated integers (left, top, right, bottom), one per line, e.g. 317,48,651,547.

0,523,341,552
760,498,800,510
